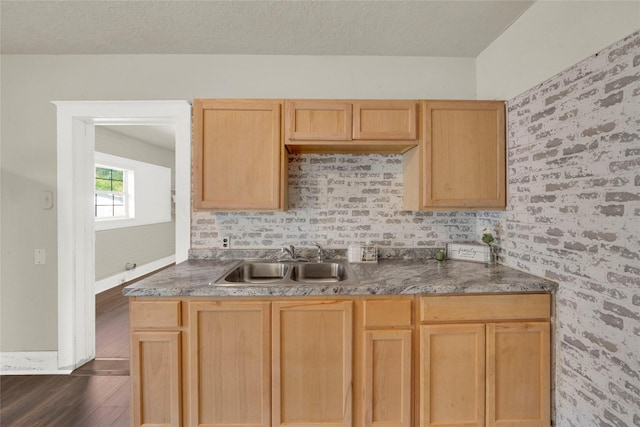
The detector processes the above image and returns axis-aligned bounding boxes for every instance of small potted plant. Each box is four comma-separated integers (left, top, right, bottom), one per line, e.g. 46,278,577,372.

481,227,497,265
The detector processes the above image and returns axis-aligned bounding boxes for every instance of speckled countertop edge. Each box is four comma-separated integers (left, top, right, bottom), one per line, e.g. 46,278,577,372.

123,258,557,297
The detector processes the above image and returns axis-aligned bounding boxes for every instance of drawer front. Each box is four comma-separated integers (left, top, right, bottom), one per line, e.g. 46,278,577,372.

420,294,550,322
364,299,413,327
130,300,181,329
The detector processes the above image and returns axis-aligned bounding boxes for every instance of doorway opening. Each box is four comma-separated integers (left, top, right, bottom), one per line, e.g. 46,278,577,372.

54,101,191,371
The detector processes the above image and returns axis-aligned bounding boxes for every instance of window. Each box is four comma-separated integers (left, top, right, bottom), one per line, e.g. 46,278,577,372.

95,165,132,219
94,152,171,231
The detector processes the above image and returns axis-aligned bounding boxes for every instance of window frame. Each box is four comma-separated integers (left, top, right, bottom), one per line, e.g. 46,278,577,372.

94,164,133,221
94,152,171,231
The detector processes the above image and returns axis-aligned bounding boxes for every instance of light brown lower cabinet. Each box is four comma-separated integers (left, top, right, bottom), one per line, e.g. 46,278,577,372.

358,298,414,427
187,301,271,427
486,322,551,427
272,300,353,427
130,300,182,427
418,295,551,427
420,323,486,427
129,294,550,427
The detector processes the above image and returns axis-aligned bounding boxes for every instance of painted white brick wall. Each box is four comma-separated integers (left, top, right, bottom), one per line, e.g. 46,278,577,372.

192,154,476,249
479,31,640,427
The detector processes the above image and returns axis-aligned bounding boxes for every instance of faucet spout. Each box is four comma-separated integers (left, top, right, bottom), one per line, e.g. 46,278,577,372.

278,245,297,261
315,243,324,262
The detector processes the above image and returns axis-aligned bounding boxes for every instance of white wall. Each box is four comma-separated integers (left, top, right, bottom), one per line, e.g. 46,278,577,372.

476,0,640,100
0,54,475,352
94,128,175,283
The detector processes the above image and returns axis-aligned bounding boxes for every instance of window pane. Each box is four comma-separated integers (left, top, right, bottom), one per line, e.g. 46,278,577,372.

96,206,113,218
96,178,112,191
95,167,112,179
111,180,124,192
96,193,114,205
111,169,123,181
113,195,124,206
113,206,126,217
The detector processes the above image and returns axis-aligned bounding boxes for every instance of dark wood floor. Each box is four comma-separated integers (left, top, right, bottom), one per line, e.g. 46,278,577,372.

1,284,131,427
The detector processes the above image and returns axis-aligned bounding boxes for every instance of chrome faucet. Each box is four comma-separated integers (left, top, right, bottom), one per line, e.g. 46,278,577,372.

315,243,324,262
279,245,297,261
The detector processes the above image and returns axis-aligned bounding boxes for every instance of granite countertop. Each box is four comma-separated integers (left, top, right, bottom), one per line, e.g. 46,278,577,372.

123,258,557,297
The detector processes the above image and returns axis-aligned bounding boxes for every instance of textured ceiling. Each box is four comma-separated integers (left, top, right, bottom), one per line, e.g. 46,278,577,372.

1,0,535,57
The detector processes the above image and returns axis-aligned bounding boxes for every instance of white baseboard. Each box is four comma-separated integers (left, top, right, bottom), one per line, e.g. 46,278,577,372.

1,351,72,375
95,254,175,294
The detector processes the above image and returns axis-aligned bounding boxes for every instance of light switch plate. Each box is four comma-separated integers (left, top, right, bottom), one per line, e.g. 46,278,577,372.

35,249,46,265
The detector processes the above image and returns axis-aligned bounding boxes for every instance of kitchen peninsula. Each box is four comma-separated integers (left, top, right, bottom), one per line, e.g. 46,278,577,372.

125,257,556,427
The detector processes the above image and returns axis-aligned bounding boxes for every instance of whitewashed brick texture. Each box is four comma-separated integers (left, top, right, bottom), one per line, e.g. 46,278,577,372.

192,154,476,249
479,31,640,427
191,30,640,426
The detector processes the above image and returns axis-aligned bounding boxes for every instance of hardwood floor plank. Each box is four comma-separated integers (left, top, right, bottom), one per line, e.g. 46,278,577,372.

1,281,134,427
96,283,130,359
72,406,129,427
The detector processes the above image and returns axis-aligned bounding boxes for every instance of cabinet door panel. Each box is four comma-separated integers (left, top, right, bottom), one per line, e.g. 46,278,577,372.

364,330,412,427
286,100,352,140
354,101,417,140
487,322,550,427
188,302,271,427
193,100,283,210
422,100,505,209
419,324,485,427
272,301,353,427
131,331,181,427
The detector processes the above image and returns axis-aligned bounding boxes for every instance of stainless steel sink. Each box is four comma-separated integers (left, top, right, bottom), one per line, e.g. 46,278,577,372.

214,260,357,286
222,262,289,284
290,262,348,283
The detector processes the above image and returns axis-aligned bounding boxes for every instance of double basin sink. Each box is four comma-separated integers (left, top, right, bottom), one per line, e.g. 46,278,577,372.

213,260,358,286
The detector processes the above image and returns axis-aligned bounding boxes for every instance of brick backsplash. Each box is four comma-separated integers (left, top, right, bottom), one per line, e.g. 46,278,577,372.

190,30,639,426
192,154,477,250
480,31,640,427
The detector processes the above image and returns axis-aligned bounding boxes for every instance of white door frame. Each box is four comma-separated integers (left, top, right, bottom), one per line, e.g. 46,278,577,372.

54,100,191,371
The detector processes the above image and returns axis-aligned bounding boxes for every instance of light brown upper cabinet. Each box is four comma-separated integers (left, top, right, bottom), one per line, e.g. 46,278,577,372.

286,100,353,141
404,100,506,210
285,100,418,154
193,99,287,211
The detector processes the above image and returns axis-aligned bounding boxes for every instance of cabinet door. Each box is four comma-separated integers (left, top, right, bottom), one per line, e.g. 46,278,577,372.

486,322,550,427
363,330,412,427
419,324,485,427
286,100,352,141
422,100,505,209
193,99,284,211
272,301,353,427
131,331,181,427
188,302,271,427
353,101,417,140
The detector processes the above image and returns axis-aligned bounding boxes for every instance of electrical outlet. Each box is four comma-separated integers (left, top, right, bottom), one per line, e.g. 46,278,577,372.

222,237,231,249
